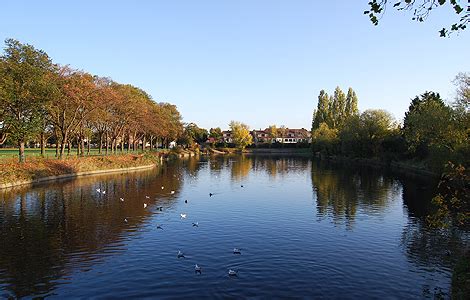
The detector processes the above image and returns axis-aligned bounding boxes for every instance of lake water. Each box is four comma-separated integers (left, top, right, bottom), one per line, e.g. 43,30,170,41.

0,155,466,299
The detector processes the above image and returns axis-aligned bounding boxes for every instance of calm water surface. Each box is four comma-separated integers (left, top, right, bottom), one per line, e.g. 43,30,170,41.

0,156,467,299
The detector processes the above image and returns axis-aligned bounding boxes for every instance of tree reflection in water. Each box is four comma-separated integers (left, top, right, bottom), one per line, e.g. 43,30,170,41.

0,156,467,299
0,164,183,298
311,160,401,229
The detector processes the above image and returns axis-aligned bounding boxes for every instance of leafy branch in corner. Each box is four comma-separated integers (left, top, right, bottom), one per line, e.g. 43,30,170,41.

364,0,469,37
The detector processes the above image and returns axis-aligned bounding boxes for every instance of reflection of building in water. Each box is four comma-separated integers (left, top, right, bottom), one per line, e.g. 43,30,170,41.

311,161,399,229
225,155,310,180
0,165,182,298
252,156,310,179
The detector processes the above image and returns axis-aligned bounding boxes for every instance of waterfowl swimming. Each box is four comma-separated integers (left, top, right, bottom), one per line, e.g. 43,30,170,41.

156,224,163,230
170,191,175,194
228,269,237,276
96,188,101,193
241,185,244,188
145,196,150,199
177,250,185,258
157,206,163,211
120,198,124,202
180,213,187,219
192,222,199,227
124,218,128,223
143,203,147,209
195,264,202,274
102,190,106,194
184,200,188,203
233,248,241,254
161,186,164,189
209,193,213,197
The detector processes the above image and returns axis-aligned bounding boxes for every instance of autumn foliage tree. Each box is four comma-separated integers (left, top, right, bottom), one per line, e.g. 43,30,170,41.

0,39,184,162
0,39,55,162
229,121,253,150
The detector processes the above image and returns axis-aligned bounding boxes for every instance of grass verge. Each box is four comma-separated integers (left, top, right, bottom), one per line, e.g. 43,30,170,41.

0,152,164,185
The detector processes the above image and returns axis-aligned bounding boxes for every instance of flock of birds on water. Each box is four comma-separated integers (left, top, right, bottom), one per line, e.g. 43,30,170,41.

95,183,245,277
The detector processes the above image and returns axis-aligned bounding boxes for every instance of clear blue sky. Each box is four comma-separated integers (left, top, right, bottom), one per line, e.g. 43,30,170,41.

1,0,468,130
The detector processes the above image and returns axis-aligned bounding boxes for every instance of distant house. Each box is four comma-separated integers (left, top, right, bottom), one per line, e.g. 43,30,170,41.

280,128,311,144
250,129,268,144
250,128,311,144
222,130,233,143
214,128,311,145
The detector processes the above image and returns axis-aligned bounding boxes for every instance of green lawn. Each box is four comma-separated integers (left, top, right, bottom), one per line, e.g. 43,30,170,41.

0,148,147,159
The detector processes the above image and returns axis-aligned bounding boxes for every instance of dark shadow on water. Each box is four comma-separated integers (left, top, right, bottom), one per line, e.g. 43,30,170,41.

0,162,183,298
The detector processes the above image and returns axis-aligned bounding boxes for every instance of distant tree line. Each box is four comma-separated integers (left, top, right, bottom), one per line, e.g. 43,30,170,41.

0,39,183,162
312,81,469,229
311,81,469,173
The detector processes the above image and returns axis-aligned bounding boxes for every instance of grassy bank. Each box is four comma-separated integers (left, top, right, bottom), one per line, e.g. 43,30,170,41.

0,148,158,159
0,152,165,186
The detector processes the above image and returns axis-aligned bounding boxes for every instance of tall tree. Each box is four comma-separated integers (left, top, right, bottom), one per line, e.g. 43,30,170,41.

403,91,463,159
312,90,331,129
47,67,99,158
332,86,347,128
229,121,253,150
0,39,55,162
345,87,359,118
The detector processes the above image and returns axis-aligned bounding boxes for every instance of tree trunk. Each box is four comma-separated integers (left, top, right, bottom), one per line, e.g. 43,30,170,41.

40,132,46,157
99,133,103,154
142,136,146,152
87,135,91,155
19,141,25,163
105,132,108,155
76,136,80,156
67,141,71,155
80,136,85,157
59,132,68,159
55,139,59,157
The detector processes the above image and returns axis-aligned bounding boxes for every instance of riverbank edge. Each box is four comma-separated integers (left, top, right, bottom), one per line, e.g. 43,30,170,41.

210,147,440,178
0,164,157,190
313,153,441,179
207,147,312,156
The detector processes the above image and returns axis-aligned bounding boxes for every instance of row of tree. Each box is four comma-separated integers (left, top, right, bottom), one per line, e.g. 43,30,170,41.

311,80,469,172
0,39,183,162
179,121,254,150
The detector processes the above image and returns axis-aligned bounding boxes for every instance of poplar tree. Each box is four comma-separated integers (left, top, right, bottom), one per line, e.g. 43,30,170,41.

345,87,359,117
312,90,331,129
333,86,346,128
